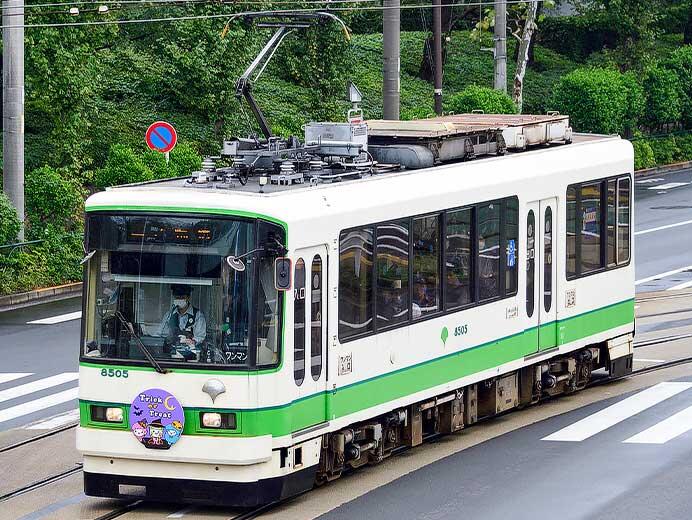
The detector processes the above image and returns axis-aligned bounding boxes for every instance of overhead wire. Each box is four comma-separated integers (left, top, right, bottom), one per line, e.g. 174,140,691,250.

0,0,549,28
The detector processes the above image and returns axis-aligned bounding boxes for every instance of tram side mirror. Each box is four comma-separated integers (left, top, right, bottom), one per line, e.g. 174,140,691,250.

274,258,292,291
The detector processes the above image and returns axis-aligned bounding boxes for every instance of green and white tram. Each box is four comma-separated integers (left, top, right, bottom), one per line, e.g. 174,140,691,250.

77,119,634,506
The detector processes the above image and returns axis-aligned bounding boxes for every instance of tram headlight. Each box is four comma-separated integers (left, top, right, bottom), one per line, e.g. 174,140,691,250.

90,405,124,423
201,412,222,428
200,412,236,429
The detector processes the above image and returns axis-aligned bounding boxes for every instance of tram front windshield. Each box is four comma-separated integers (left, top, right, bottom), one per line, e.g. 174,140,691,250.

81,214,283,369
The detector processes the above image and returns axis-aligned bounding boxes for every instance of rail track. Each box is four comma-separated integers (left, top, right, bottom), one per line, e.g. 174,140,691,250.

1,324,691,517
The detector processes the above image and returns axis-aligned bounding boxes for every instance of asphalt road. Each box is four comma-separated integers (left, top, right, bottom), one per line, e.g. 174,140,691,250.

319,375,692,520
0,168,689,432
634,168,692,292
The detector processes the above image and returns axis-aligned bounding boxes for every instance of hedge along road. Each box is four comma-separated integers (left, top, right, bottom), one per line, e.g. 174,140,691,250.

0,166,690,431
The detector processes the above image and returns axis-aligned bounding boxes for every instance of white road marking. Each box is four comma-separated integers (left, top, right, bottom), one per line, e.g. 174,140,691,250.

0,373,33,385
634,358,666,363
0,372,79,403
635,219,692,236
27,311,82,325
667,279,692,291
167,507,196,518
542,382,692,442
636,178,664,184
0,387,79,424
624,405,692,444
647,182,690,190
26,409,79,430
635,265,692,286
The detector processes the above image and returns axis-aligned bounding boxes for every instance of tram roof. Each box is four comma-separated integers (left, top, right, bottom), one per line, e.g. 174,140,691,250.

85,134,631,233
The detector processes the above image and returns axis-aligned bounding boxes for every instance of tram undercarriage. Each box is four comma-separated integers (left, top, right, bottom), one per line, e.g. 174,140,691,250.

316,340,633,485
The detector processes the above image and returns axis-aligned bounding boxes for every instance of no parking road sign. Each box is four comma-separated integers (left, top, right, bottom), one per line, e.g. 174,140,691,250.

146,121,177,153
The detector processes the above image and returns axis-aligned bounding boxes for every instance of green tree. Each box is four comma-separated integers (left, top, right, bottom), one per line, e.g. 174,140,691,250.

664,46,692,128
550,68,643,134
642,66,681,129
94,144,154,188
25,167,85,239
0,193,20,245
445,85,517,114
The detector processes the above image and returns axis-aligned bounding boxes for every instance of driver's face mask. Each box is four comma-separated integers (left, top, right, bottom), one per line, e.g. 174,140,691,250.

173,298,188,309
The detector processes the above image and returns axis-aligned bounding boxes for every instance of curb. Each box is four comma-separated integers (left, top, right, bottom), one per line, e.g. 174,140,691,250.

635,160,692,178
0,282,82,313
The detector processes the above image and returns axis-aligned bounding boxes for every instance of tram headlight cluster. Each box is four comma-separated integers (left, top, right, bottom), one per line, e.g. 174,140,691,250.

90,405,124,423
200,412,236,430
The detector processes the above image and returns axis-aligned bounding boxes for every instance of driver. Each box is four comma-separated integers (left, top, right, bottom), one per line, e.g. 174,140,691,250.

157,284,207,360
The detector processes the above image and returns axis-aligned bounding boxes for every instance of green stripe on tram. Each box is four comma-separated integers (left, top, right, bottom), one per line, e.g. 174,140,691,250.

79,298,634,438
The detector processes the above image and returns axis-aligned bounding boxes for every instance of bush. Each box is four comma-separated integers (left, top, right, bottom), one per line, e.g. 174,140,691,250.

664,46,692,128
25,166,84,239
94,144,154,188
169,143,202,178
648,136,680,166
444,85,516,115
642,66,681,129
549,68,643,135
674,133,692,161
0,192,20,245
142,150,171,180
632,139,657,170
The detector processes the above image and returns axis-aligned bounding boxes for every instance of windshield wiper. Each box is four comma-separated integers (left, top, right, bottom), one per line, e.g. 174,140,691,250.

114,311,169,374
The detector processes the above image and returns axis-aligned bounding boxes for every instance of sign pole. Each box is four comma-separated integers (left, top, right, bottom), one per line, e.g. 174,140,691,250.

165,151,170,164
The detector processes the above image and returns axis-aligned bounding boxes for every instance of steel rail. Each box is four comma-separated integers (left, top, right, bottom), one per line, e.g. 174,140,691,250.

0,464,83,503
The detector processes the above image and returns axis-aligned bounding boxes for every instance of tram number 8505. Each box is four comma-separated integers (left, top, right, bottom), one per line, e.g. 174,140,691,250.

100,368,129,378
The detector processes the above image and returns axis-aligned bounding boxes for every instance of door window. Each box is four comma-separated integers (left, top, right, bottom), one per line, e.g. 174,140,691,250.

294,259,306,386
544,207,553,313
310,256,323,381
526,210,535,318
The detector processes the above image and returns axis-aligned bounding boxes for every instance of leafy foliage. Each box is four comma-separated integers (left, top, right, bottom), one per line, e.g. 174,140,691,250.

642,66,681,128
445,85,516,114
94,144,154,188
549,68,643,134
664,46,692,128
0,193,20,246
25,167,85,240
632,139,656,170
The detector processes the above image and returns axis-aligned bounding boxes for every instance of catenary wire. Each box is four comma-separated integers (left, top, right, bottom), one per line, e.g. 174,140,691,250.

0,0,549,28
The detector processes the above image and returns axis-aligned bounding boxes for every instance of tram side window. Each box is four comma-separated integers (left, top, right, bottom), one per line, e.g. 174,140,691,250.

294,259,306,386
478,202,501,300
607,180,617,267
376,219,410,328
617,178,631,265
413,214,441,320
445,208,473,309
504,197,519,296
580,182,603,274
526,210,536,318
566,175,631,280
338,228,374,340
566,187,577,278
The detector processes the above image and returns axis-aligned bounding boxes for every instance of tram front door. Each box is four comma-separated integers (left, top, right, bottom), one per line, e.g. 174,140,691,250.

526,197,558,353
292,246,329,431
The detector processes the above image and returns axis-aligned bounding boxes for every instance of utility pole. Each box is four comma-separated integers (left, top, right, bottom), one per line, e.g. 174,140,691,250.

3,0,25,240
382,0,400,120
494,0,507,93
433,0,443,115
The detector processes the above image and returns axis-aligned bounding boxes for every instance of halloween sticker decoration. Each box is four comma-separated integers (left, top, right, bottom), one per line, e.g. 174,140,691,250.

130,388,185,450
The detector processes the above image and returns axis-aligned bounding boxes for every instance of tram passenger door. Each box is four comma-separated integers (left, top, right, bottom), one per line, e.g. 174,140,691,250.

526,198,557,353
538,198,557,351
293,246,329,430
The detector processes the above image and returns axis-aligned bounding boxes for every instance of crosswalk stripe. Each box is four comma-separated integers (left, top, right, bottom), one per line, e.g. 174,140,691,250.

0,373,79,404
0,387,79,424
667,279,692,291
27,311,82,325
26,409,80,430
624,405,692,444
0,373,33,385
542,382,692,442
